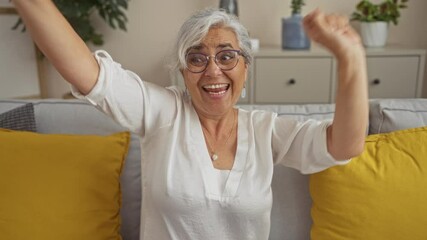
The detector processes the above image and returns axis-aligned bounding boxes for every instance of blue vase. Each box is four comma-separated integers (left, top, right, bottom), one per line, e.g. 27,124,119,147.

219,0,238,17
282,14,310,50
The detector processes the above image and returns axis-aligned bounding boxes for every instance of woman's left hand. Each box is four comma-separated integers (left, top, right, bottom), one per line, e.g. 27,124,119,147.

303,9,363,61
303,9,369,161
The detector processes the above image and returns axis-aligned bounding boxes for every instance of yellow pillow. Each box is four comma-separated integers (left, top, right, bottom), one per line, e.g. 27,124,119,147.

0,128,130,240
310,126,427,240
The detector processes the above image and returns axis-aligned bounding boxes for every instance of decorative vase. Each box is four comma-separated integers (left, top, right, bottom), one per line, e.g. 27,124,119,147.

360,22,389,48
282,14,310,50
219,0,238,17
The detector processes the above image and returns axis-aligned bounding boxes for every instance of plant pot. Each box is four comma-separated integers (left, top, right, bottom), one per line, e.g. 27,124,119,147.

282,14,310,50
360,22,389,48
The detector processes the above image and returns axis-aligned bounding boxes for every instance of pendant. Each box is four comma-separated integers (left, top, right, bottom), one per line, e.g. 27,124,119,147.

211,153,219,161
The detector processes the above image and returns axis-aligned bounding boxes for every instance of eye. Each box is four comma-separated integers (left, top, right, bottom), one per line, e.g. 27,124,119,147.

217,51,236,64
187,54,207,67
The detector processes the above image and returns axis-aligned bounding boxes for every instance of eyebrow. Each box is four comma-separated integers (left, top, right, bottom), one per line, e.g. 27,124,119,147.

217,43,234,49
190,43,235,51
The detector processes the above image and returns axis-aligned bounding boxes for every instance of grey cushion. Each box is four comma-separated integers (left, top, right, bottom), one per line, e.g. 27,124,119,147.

369,99,427,134
0,103,36,132
239,104,335,121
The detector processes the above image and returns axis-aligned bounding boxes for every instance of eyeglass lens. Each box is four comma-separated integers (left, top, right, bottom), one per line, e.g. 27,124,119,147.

186,50,240,73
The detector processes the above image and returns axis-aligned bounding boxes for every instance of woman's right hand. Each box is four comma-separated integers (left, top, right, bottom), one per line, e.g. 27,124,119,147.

12,0,99,95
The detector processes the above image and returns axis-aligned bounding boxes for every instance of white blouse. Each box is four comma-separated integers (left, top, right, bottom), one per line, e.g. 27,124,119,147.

72,50,349,240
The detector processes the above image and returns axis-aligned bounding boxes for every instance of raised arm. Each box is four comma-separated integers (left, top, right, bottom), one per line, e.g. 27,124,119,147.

303,9,369,160
12,0,99,95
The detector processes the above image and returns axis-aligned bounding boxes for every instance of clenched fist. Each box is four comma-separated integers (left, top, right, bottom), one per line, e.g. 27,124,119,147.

303,9,364,61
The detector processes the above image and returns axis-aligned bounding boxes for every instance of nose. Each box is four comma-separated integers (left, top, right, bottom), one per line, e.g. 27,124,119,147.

203,56,222,77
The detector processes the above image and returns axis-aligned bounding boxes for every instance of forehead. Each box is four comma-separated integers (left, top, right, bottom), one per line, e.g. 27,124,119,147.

193,27,239,50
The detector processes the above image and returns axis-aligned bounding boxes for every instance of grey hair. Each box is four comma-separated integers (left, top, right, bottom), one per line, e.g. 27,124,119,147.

170,8,253,74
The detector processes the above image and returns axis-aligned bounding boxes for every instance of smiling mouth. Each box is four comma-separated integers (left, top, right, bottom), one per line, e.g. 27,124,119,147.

202,83,230,95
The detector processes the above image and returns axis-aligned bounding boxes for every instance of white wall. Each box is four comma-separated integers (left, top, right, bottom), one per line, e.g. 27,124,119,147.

3,0,427,98
98,0,427,96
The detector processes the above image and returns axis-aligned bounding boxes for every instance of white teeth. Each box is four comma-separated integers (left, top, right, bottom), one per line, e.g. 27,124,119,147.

209,90,227,95
203,84,229,89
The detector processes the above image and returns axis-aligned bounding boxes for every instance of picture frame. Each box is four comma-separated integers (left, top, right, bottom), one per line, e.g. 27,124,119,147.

0,3,44,99
0,0,16,13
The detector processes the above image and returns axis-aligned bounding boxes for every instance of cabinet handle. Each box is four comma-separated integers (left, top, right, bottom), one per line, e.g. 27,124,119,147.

372,79,381,85
287,79,296,85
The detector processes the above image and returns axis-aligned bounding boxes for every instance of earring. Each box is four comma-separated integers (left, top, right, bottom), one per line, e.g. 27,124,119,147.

185,88,190,97
241,85,246,98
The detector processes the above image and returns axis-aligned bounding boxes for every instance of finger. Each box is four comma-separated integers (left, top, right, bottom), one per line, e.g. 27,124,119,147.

325,14,339,31
326,14,350,33
335,15,350,33
303,9,325,31
303,8,320,22
336,15,349,29
303,9,328,40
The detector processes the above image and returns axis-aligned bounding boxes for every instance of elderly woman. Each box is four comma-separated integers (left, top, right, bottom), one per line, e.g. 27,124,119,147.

13,1,368,239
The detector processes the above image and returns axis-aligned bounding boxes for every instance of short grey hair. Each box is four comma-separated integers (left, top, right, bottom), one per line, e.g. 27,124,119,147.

171,8,253,74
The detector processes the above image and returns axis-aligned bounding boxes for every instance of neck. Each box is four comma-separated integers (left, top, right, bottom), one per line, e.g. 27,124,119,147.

200,108,237,162
198,108,236,139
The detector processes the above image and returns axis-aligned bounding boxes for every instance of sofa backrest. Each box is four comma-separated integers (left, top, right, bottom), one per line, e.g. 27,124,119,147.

369,98,427,134
2,98,426,240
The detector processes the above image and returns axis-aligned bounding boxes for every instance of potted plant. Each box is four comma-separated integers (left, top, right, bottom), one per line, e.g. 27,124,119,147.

351,0,409,47
13,0,129,46
282,0,310,50
12,0,129,98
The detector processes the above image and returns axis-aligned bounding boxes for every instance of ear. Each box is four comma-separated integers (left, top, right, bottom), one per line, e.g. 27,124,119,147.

180,69,189,89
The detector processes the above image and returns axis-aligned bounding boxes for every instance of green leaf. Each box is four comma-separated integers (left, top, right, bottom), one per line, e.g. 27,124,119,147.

351,0,409,24
11,18,24,31
13,0,131,46
91,33,104,46
117,19,127,31
99,9,107,20
117,0,128,9
108,17,117,29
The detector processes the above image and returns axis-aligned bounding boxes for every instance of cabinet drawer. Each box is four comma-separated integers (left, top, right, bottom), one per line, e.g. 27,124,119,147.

254,57,332,103
367,56,419,98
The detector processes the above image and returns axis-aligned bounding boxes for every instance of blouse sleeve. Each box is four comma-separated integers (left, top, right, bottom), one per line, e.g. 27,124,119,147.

272,116,350,174
71,50,178,137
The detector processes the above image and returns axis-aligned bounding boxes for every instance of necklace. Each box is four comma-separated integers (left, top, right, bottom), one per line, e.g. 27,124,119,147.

202,110,237,161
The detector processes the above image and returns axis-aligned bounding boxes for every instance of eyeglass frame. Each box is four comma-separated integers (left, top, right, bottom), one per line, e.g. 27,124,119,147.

185,49,245,73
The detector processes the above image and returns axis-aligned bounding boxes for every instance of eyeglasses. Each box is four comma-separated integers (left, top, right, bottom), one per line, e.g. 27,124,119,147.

185,49,244,73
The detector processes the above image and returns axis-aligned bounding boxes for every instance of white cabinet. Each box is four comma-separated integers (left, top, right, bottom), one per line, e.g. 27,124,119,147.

248,47,426,104
367,56,419,98
254,57,332,103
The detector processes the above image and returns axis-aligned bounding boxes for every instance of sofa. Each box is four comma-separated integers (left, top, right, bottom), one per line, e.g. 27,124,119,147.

1,98,426,240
